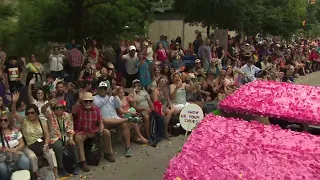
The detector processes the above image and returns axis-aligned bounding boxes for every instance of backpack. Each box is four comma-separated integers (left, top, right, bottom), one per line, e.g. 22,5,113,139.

84,137,101,166
149,111,164,147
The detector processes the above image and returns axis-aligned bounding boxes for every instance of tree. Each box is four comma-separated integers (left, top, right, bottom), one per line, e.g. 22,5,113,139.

173,0,307,38
0,0,153,58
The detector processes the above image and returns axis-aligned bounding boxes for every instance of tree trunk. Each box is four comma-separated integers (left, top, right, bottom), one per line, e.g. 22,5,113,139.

73,0,85,44
207,25,211,38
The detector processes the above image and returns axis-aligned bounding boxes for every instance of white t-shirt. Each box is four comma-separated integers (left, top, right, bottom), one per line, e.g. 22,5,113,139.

49,54,64,71
0,130,23,148
123,53,138,75
33,99,49,120
146,47,153,61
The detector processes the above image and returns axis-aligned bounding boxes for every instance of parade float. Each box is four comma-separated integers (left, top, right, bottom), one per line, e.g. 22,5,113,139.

165,80,320,179
164,115,320,180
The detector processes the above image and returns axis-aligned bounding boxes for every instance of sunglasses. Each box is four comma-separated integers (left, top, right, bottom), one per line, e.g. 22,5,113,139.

99,87,108,90
54,106,65,110
0,119,8,123
84,100,93,103
26,111,35,115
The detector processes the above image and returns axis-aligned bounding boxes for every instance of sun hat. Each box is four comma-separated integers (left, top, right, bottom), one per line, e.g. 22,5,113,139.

82,92,93,101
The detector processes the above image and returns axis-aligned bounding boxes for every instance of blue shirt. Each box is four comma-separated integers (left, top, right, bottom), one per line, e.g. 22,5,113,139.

93,94,121,119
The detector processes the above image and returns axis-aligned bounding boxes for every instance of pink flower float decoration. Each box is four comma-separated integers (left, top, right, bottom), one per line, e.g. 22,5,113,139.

219,80,320,125
164,115,320,180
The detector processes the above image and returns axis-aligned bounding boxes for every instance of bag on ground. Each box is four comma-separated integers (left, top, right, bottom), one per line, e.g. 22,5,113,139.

149,111,164,147
84,137,101,166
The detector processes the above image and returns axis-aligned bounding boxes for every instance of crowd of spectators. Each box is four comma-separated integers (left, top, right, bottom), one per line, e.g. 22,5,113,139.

0,33,319,179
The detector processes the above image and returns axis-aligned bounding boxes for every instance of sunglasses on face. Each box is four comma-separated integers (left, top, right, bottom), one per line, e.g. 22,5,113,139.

0,119,8,123
84,100,93,103
26,111,35,115
54,106,65,110
99,87,108,91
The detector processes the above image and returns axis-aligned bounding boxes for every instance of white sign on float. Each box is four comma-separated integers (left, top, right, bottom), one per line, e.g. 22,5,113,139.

179,104,204,136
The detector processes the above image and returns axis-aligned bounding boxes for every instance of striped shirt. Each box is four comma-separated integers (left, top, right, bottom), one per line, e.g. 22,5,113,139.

67,48,84,67
73,104,102,133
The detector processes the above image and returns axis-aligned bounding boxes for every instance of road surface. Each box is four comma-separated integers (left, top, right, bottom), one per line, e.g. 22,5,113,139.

66,72,320,180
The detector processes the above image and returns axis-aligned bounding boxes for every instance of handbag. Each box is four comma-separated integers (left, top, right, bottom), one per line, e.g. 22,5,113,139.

84,118,101,166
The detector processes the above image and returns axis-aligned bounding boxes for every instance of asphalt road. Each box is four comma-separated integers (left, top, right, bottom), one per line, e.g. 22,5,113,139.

65,72,320,180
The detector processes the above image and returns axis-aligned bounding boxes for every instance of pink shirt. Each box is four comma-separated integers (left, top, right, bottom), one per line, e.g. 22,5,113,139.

157,49,167,61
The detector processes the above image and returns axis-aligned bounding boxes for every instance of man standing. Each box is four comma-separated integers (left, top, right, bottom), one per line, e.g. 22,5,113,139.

67,44,84,82
73,92,115,172
122,46,139,88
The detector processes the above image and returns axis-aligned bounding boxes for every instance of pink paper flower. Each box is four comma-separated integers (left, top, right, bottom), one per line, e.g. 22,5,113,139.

164,115,320,180
218,80,320,125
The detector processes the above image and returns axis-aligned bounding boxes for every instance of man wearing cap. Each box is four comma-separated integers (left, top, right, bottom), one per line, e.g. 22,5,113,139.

121,46,139,88
93,82,139,157
72,92,114,172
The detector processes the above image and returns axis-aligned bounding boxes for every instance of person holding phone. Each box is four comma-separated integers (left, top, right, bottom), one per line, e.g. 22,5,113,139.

170,72,196,114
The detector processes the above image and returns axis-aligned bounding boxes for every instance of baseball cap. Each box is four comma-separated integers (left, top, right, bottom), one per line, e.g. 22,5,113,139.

99,81,108,88
195,59,201,63
129,46,136,51
132,79,141,85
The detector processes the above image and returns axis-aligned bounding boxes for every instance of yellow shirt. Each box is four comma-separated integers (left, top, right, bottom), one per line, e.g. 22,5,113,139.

22,119,46,146
26,63,44,74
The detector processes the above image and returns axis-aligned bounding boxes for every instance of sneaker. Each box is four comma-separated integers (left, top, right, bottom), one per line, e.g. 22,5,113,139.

58,168,68,177
73,164,80,175
80,161,90,172
104,153,116,162
125,147,132,157
128,117,140,123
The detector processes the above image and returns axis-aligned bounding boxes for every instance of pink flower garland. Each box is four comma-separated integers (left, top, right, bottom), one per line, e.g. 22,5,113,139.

164,115,320,180
219,80,320,125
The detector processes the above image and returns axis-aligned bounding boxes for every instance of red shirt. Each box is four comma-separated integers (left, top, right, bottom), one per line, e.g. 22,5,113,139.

73,104,102,133
67,48,84,67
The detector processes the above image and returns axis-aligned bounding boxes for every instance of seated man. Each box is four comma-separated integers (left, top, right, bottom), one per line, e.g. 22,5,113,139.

240,58,261,84
72,92,114,172
93,82,140,157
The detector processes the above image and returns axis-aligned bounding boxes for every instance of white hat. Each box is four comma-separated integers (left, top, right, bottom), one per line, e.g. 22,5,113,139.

245,43,250,46
129,46,136,51
99,81,108,88
132,79,140,84
195,59,201,63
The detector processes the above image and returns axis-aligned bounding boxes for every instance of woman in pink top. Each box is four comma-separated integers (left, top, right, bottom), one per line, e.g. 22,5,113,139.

155,43,168,66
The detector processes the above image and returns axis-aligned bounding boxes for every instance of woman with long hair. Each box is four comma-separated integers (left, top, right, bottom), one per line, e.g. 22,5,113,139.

224,66,237,95
28,78,48,120
0,112,30,180
152,76,175,138
149,66,162,91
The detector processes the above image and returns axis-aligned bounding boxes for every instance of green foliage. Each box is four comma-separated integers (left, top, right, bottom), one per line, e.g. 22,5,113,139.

173,0,307,38
0,0,153,59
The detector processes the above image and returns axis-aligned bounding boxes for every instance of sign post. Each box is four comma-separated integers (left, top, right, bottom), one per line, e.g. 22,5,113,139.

179,104,204,136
